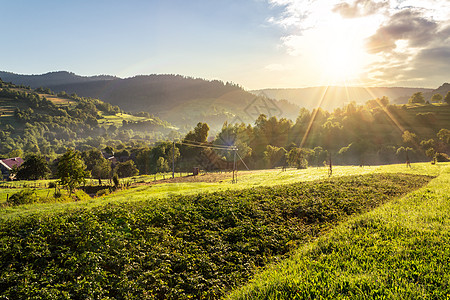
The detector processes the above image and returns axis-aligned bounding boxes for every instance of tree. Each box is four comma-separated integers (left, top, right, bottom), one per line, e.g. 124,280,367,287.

263,145,287,168
16,154,50,180
444,91,450,104
311,146,328,167
184,122,209,144
82,148,111,182
402,130,418,147
408,92,425,104
420,139,436,160
156,157,169,173
114,160,139,178
431,93,443,103
286,148,311,169
57,149,90,194
437,128,450,144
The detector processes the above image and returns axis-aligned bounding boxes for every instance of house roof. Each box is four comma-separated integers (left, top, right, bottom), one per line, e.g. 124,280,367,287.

0,157,24,170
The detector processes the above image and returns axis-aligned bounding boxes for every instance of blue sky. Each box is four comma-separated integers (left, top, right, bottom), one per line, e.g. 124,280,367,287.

1,0,449,89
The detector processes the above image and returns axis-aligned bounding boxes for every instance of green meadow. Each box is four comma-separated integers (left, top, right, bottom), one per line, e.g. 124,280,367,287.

0,163,442,221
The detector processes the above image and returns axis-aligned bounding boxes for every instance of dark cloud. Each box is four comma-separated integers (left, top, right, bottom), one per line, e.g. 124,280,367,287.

367,46,450,86
364,7,450,87
365,10,438,54
332,0,388,18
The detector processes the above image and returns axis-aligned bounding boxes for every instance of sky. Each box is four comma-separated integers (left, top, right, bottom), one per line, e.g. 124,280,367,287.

1,0,449,89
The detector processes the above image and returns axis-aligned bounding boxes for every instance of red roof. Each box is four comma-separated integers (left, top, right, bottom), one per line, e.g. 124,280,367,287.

0,157,24,170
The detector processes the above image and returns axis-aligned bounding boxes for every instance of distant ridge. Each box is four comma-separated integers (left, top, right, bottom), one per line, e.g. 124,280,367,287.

2,71,448,128
0,71,117,88
0,71,300,129
252,85,439,111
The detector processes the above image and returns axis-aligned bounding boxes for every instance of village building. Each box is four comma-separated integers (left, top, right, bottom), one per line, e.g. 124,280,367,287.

0,157,24,180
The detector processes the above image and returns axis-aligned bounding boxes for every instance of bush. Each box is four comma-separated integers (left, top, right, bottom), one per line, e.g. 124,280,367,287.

7,189,37,206
436,152,450,162
96,189,110,197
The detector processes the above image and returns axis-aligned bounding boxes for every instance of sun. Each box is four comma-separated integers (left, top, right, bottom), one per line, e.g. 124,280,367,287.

320,38,366,84
295,16,374,86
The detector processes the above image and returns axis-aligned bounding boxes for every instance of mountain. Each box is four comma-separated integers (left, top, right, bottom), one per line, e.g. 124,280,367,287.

427,83,450,100
3,71,447,131
0,71,116,88
0,72,300,130
0,79,172,156
252,86,436,111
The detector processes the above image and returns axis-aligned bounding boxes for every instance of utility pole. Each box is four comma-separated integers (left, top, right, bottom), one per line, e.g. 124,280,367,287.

172,140,175,179
233,146,237,183
328,153,332,177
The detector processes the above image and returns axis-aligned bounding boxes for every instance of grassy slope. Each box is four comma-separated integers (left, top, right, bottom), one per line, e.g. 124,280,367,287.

0,87,158,129
226,163,450,299
0,163,444,221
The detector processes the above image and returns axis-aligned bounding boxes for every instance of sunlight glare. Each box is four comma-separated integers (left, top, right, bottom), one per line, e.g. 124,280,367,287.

292,15,376,86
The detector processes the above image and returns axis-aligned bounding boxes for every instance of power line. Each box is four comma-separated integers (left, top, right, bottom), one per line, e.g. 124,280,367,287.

181,139,235,150
236,151,250,170
177,141,236,151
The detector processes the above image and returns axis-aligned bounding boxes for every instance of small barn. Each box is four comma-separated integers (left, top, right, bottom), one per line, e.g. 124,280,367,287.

0,157,24,180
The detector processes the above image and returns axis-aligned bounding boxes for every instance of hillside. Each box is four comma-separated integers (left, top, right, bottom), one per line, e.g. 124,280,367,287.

0,79,172,156
253,85,443,111
0,71,300,130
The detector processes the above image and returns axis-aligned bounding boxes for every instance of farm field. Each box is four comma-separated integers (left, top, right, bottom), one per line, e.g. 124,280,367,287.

0,162,447,299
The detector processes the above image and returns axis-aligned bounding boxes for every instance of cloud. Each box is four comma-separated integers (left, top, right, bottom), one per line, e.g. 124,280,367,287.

365,10,438,54
332,0,388,18
364,4,450,86
266,0,450,87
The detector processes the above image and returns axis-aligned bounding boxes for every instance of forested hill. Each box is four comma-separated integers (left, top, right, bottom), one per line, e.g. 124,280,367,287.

0,72,300,129
0,71,116,88
254,86,440,111
0,79,172,157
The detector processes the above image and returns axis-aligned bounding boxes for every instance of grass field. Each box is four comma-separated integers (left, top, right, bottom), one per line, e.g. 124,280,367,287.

97,112,154,127
0,163,445,221
226,163,450,299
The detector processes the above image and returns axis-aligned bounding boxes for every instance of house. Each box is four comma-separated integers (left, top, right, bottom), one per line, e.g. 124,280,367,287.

0,157,24,180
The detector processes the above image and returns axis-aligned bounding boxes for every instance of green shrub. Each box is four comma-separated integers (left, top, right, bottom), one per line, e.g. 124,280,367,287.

96,188,110,197
7,189,37,206
73,190,91,201
436,152,450,162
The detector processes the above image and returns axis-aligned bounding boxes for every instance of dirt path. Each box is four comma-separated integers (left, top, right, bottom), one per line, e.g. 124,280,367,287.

133,171,256,186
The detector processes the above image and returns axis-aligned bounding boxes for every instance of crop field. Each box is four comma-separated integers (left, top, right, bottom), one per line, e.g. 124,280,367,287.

0,162,447,298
